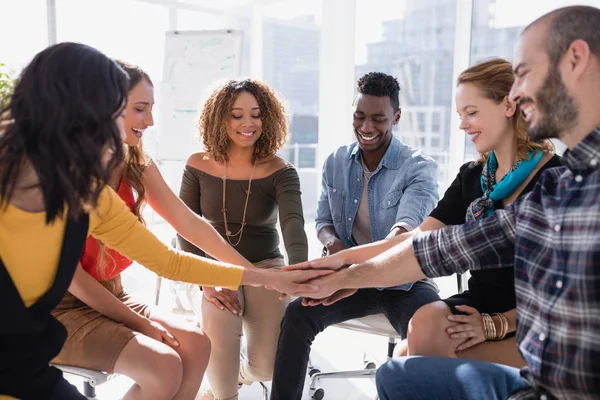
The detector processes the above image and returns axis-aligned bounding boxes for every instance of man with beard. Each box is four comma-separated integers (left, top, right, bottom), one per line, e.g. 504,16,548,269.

288,5,600,400
269,72,440,400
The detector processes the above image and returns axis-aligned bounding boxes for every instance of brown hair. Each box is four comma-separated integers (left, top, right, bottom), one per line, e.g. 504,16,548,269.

198,79,288,162
114,60,152,223
96,61,152,278
457,58,553,163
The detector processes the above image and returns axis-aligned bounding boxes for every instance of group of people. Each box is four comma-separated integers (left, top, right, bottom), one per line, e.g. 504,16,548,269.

0,4,598,400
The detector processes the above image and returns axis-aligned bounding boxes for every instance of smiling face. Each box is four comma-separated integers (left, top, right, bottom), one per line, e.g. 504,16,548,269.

226,91,263,151
122,78,154,147
456,82,516,154
510,24,578,140
352,93,400,154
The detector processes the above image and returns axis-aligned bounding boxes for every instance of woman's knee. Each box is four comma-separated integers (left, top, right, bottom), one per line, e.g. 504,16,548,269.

117,337,184,398
177,326,212,365
406,301,452,354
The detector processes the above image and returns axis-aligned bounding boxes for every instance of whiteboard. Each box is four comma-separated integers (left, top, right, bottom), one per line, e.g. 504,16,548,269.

157,29,243,161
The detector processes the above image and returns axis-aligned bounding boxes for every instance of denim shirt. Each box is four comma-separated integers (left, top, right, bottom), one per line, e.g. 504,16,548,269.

316,136,439,291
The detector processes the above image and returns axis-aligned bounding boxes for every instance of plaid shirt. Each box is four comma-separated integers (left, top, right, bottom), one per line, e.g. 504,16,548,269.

413,125,600,400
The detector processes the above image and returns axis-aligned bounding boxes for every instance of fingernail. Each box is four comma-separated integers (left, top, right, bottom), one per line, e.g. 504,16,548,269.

174,341,180,347
448,328,453,333
452,335,459,339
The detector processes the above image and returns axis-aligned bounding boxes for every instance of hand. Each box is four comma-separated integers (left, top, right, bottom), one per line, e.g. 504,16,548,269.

292,269,347,299
285,251,349,273
325,239,346,255
302,288,358,307
446,305,486,351
134,318,179,348
264,268,335,297
203,286,242,316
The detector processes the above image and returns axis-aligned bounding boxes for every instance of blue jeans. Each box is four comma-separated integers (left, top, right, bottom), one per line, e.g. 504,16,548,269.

376,357,527,400
270,282,440,400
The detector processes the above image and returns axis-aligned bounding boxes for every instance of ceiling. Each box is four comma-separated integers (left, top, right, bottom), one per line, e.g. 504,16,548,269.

135,0,286,14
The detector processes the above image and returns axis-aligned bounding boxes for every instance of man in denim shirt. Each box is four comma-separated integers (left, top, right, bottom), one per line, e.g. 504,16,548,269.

270,72,440,400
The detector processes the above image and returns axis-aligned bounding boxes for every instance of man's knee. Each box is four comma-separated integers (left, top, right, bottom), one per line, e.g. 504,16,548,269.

281,298,318,333
376,359,407,399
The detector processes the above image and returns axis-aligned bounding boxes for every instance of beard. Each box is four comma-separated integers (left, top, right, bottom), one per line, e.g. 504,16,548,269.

527,65,579,141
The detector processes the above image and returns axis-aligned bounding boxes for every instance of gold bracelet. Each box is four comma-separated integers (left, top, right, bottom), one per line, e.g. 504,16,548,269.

481,313,490,339
482,313,496,340
493,313,509,340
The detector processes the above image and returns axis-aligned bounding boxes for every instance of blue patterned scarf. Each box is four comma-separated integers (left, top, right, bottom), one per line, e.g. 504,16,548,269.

466,150,543,221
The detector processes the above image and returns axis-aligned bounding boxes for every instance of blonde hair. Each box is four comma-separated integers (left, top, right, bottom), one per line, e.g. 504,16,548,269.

457,58,553,163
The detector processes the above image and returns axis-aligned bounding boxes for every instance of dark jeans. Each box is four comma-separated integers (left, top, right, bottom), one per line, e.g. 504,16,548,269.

270,281,440,400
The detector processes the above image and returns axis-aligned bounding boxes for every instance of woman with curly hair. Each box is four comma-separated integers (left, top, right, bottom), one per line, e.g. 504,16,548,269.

178,78,308,400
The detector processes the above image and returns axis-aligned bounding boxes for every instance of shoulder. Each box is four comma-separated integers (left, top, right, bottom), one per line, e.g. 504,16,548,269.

394,139,436,168
261,155,291,173
539,153,562,170
329,142,358,162
186,152,212,170
459,160,483,178
186,152,221,177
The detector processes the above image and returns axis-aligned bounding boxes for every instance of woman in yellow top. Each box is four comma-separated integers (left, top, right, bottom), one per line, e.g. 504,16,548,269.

0,43,326,400
51,61,264,400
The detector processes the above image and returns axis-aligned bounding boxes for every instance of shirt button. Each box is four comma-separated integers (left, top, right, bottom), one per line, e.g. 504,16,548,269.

388,200,391,205
332,188,336,192
348,217,352,221
554,224,561,232
556,280,563,288
591,158,598,166
539,332,546,341
357,178,360,182
575,175,583,182
354,199,358,203
540,395,548,400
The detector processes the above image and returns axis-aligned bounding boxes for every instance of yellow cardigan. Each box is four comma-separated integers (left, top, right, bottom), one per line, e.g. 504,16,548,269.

0,186,244,308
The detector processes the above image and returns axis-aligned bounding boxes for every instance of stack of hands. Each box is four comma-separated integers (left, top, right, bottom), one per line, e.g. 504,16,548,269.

204,250,353,315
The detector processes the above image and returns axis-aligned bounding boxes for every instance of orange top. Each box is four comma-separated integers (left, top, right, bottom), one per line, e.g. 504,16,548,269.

80,179,135,281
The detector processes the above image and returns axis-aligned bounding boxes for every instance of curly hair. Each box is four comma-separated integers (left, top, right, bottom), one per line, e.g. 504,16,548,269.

357,72,401,111
0,42,128,223
198,79,289,162
457,58,554,163
114,60,152,224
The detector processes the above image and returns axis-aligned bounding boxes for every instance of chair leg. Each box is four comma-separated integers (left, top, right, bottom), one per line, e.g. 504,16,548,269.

387,337,397,360
83,380,96,398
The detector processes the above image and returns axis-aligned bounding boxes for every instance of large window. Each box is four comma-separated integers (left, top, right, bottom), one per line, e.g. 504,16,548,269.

355,0,458,194
464,0,600,161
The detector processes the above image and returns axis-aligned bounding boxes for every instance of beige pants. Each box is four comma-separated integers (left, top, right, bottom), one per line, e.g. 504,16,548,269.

188,257,289,400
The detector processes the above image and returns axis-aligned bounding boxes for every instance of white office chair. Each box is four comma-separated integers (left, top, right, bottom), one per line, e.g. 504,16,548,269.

306,274,466,400
306,313,400,400
51,364,115,398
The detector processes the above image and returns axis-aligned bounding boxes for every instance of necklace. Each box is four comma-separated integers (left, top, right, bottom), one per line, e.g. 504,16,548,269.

221,159,256,247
